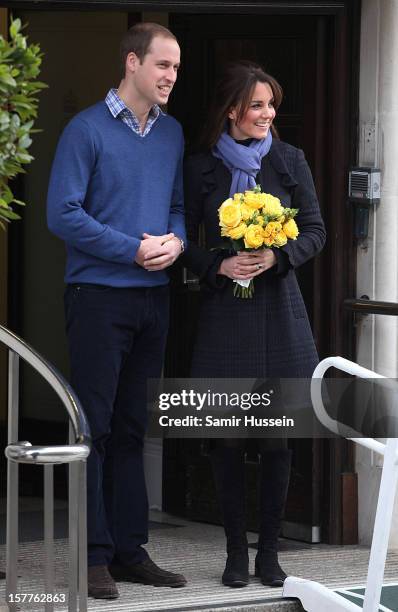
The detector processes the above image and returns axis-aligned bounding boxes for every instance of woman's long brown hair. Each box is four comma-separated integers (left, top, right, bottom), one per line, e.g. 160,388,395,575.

200,60,283,150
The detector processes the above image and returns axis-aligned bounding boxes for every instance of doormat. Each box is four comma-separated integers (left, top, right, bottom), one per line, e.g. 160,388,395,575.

335,583,398,611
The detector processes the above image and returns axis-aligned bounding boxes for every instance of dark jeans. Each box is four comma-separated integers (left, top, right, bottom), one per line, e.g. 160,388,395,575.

64,283,169,567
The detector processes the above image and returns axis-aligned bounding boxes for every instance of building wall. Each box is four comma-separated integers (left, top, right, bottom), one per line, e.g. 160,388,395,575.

356,0,398,547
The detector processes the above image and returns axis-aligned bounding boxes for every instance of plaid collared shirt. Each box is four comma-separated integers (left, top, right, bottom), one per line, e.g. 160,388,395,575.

105,88,163,137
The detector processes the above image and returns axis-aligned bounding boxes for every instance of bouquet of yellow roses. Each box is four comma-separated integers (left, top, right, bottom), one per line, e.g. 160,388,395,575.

218,185,299,298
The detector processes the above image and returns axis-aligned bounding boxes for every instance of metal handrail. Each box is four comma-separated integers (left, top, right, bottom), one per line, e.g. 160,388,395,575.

0,324,91,612
0,324,90,446
5,442,90,464
344,298,398,316
310,355,389,449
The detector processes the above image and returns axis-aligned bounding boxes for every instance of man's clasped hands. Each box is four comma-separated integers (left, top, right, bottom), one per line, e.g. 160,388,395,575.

134,232,181,271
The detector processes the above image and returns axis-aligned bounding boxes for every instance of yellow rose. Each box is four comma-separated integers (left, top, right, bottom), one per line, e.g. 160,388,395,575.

244,224,264,249
227,222,247,240
256,215,265,227
233,193,244,203
262,194,284,217
219,199,242,228
274,230,288,247
241,203,255,221
263,221,282,247
244,191,264,210
283,218,299,239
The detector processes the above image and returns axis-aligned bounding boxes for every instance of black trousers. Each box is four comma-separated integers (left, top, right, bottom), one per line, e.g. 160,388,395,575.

64,283,169,567
211,439,291,552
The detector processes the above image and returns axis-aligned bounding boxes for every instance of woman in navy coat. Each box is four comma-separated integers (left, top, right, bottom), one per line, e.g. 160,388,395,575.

182,61,326,588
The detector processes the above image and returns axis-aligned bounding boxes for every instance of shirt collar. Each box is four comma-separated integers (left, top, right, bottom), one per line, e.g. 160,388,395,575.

105,88,164,122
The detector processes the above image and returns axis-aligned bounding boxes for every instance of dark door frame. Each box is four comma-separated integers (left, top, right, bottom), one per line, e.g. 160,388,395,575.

4,0,361,544
2,1,352,15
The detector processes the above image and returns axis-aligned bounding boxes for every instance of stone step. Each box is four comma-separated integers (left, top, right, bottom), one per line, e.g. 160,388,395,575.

87,599,304,612
188,600,304,612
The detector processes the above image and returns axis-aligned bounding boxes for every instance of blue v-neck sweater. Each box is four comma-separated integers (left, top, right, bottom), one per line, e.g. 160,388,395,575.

47,101,186,287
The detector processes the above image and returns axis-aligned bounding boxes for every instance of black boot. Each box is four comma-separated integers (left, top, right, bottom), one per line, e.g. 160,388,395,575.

255,449,292,587
222,549,249,587
211,445,249,587
254,552,287,587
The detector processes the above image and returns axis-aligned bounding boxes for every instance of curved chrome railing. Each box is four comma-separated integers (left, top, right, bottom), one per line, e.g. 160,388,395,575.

0,324,90,447
0,324,91,612
5,442,89,464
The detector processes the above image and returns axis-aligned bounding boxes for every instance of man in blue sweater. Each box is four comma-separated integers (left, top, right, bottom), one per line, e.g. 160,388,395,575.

47,22,187,599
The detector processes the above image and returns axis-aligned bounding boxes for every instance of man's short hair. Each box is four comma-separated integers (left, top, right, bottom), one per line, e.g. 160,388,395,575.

120,22,177,71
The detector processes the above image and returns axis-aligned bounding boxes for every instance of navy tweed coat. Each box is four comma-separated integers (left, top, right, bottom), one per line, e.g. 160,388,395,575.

182,139,326,379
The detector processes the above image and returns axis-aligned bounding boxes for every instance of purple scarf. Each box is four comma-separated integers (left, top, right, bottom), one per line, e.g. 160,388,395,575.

213,131,272,196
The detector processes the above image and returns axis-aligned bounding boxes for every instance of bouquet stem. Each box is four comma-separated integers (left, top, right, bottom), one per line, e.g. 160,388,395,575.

233,280,254,299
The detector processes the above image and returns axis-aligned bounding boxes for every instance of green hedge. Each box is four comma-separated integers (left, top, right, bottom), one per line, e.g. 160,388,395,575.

0,17,47,228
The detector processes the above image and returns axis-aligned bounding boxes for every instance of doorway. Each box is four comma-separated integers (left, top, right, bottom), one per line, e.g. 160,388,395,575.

163,8,359,544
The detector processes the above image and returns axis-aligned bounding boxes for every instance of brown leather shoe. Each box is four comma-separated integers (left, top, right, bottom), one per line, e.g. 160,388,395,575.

88,565,119,599
110,557,187,587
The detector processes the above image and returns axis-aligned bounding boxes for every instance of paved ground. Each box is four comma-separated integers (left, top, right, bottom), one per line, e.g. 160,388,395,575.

1,509,398,611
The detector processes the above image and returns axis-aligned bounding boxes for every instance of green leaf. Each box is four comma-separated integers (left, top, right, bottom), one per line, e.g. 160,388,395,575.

15,152,33,163
0,207,20,220
0,115,10,128
1,184,14,204
18,134,32,149
28,81,47,90
10,19,22,40
0,72,16,87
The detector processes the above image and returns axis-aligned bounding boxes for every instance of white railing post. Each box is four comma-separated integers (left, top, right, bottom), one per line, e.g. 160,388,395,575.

362,437,398,612
284,355,398,612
